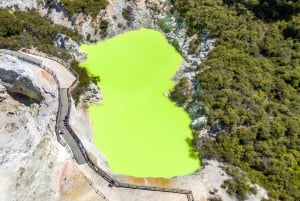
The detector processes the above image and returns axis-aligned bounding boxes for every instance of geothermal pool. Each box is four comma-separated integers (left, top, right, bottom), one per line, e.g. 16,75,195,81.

80,29,199,178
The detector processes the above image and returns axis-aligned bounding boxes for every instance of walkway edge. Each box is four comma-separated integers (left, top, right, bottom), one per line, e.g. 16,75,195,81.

4,48,196,201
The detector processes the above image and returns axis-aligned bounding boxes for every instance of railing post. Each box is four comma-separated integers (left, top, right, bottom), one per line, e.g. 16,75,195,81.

1,48,196,201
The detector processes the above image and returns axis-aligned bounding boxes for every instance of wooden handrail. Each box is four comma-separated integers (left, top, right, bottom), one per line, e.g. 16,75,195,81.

3,49,195,201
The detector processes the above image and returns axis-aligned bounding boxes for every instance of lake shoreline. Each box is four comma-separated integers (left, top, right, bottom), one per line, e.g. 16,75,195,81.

80,28,200,178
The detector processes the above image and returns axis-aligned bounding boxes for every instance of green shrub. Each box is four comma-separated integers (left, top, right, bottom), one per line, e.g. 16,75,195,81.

122,6,134,22
0,9,79,59
99,20,109,37
60,0,108,17
221,166,257,201
0,8,100,101
70,60,100,103
168,38,180,53
169,77,190,106
157,17,172,33
170,0,300,200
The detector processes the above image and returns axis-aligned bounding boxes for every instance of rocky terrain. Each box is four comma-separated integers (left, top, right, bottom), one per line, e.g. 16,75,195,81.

0,54,107,201
0,1,269,201
0,0,214,69
0,54,62,201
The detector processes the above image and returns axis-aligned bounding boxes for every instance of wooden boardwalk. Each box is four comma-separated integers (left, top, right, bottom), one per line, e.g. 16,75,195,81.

59,88,87,165
1,49,196,201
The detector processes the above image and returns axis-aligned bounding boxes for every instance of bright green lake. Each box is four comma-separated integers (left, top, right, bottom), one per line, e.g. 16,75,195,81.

80,28,199,178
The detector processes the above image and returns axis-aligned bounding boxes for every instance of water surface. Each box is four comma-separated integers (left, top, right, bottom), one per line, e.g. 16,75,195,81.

80,29,199,177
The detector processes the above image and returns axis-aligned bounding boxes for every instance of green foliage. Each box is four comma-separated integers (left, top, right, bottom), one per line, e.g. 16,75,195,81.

70,60,100,103
122,6,134,22
99,20,109,37
170,0,300,200
188,36,201,54
60,0,108,17
156,17,172,33
221,166,257,201
168,38,180,53
284,14,300,39
222,0,300,21
0,8,99,102
251,0,300,21
99,20,109,30
169,77,190,105
0,9,79,60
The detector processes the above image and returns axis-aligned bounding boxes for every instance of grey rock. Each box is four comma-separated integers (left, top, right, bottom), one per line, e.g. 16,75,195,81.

0,0,38,11
0,54,56,102
191,117,207,129
12,76,42,101
0,68,21,83
78,83,103,107
55,33,87,61
187,103,207,119
0,85,7,101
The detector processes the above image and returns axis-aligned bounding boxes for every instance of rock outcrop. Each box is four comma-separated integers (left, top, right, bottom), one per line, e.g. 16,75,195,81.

55,33,87,62
0,0,38,10
0,53,107,201
77,83,103,107
0,54,56,101
0,53,60,200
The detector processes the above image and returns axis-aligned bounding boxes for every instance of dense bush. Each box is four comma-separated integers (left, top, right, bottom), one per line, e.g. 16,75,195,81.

0,8,99,101
283,14,300,40
169,77,191,105
0,9,79,59
60,0,108,17
122,6,134,22
156,17,172,33
70,60,100,103
251,0,300,21
222,0,300,21
170,0,300,200
168,38,180,53
221,166,257,201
